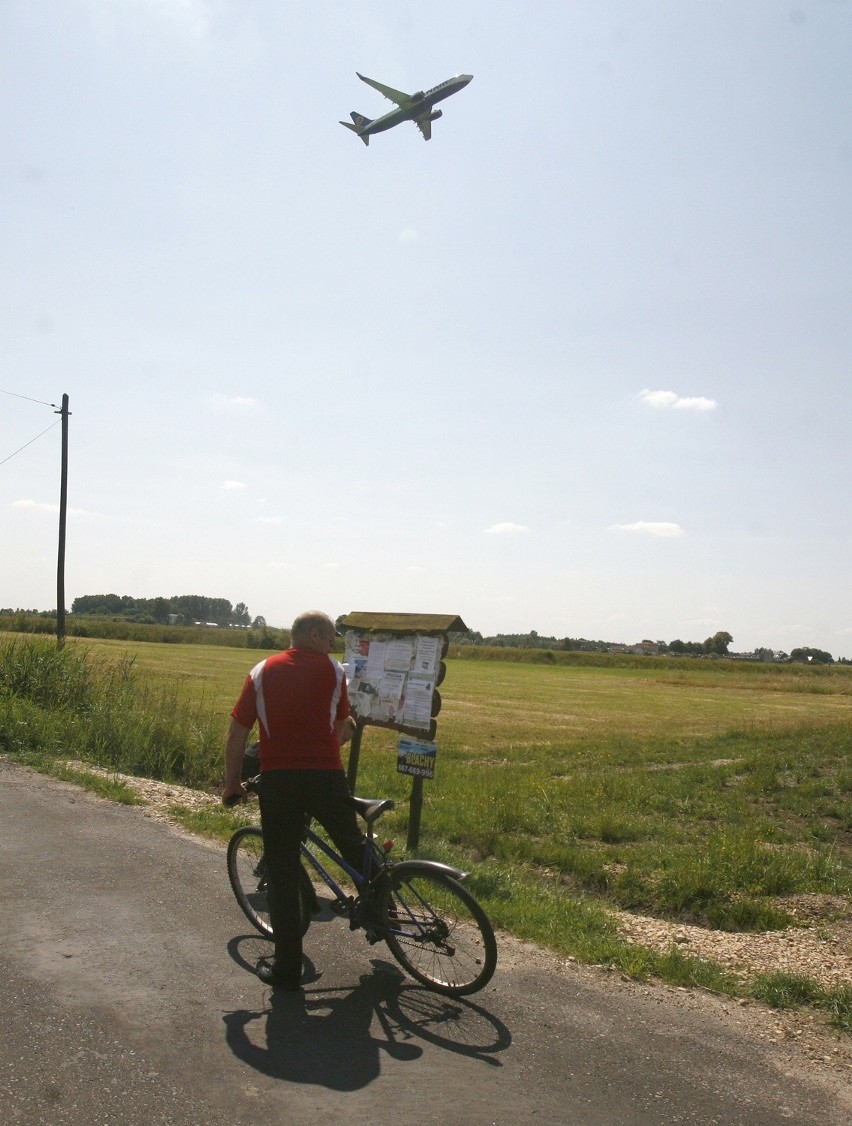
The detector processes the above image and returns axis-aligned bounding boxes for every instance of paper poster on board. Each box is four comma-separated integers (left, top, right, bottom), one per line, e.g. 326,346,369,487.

344,630,439,732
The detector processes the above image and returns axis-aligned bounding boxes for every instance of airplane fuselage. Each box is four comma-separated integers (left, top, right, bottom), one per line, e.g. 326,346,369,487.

342,73,473,143
366,75,471,135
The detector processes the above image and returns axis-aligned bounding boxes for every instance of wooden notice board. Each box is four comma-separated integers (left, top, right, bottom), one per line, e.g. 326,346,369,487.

338,612,466,847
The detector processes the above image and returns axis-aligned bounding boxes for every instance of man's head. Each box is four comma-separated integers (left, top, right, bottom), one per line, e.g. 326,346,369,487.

291,611,337,654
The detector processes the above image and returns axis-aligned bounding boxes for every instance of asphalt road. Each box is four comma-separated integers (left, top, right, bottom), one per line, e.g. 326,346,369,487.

1,756,849,1125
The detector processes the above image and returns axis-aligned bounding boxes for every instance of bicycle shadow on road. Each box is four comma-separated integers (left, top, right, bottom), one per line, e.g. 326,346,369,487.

223,949,512,1091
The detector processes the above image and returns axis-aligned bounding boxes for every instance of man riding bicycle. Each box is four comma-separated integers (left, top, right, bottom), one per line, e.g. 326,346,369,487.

222,610,363,990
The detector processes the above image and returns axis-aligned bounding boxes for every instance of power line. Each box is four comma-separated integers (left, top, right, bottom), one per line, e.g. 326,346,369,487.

0,420,60,467
0,388,57,408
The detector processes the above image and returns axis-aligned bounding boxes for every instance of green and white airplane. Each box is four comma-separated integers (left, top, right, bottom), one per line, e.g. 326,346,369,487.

340,72,473,145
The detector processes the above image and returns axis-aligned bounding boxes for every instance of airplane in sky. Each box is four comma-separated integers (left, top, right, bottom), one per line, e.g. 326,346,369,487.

339,72,473,145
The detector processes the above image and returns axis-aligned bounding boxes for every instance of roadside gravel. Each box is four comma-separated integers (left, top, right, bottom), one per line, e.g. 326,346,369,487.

616,899,852,993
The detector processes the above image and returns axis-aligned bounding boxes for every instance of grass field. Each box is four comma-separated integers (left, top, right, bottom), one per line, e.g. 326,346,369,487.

3,633,851,1026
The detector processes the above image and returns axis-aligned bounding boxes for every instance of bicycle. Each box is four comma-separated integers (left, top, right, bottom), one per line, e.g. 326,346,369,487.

226,776,497,997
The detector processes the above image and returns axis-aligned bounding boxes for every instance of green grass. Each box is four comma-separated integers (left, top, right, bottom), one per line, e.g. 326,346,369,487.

0,636,226,788
750,973,852,1032
10,749,146,805
2,631,851,1027
168,802,254,843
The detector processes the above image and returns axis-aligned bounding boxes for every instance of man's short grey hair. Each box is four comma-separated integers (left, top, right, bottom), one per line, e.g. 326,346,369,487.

291,611,335,645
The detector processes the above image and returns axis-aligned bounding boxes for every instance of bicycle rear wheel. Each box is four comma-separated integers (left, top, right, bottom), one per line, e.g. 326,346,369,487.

227,827,313,939
379,864,497,996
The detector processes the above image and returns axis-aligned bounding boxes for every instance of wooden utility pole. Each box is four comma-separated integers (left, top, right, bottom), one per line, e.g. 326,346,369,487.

55,394,70,647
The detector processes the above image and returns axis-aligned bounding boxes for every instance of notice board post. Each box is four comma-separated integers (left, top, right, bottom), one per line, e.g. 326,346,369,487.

339,611,466,849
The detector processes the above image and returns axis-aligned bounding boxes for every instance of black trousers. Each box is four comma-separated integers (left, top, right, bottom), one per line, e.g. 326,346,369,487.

258,769,365,982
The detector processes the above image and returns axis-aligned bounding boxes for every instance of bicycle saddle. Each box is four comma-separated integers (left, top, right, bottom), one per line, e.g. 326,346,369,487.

350,796,395,824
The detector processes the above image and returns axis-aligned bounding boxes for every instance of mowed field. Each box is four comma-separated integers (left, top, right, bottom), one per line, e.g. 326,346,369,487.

69,635,852,753
64,639,852,887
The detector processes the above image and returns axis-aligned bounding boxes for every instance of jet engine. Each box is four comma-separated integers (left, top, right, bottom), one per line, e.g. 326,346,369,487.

429,110,443,121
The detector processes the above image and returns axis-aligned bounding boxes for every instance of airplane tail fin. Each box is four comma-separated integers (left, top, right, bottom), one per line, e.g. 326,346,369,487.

339,112,372,146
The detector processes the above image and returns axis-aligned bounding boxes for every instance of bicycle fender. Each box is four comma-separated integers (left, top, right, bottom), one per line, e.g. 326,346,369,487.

389,859,468,882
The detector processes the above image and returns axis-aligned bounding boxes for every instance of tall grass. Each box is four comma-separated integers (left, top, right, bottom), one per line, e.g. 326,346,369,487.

0,636,225,788
0,612,289,650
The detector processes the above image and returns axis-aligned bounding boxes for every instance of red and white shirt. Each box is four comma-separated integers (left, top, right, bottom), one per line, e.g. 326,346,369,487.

231,646,350,771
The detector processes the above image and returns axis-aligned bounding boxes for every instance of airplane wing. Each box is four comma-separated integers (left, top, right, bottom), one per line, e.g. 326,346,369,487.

415,114,432,141
356,72,411,107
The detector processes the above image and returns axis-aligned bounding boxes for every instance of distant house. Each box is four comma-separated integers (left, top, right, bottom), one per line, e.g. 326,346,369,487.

633,640,660,656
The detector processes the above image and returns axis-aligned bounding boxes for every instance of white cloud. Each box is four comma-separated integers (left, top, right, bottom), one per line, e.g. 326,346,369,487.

13,498,100,517
639,389,717,411
257,515,282,524
610,521,684,537
677,396,717,411
14,499,57,513
485,522,530,535
399,228,419,244
222,480,247,491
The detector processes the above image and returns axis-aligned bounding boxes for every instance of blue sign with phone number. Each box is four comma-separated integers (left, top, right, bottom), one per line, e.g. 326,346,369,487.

397,736,437,779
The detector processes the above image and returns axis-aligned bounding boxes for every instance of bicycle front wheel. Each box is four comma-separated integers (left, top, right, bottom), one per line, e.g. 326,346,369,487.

227,827,273,938
379,864,497,996
227,827,314,939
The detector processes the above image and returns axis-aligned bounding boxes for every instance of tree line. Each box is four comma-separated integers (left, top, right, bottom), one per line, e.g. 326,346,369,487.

2,602,844,664
69,593,265,629
456,628,840,664
459,628,737,654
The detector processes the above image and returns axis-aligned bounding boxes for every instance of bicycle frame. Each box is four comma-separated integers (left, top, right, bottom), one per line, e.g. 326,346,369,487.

227,783,497,995
235,775,468,935
298,822,466,939
298,824,379,907
234,775,388,910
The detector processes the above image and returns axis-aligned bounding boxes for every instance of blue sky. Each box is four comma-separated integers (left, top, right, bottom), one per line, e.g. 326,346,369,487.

2,1,851,656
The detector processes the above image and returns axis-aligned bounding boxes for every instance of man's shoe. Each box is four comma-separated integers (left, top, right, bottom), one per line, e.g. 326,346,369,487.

256,962,303,991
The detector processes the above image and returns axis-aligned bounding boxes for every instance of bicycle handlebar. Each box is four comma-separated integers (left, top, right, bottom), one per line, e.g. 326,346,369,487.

224,775,261,807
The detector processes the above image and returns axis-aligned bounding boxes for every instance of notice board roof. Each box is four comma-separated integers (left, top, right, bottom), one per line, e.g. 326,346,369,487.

340,612,467,634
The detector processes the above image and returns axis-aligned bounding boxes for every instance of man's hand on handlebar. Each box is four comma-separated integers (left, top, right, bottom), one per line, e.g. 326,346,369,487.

222,783,247,808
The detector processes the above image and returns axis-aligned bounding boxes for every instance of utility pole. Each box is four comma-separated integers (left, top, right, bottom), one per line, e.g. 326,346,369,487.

55,394,70,648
